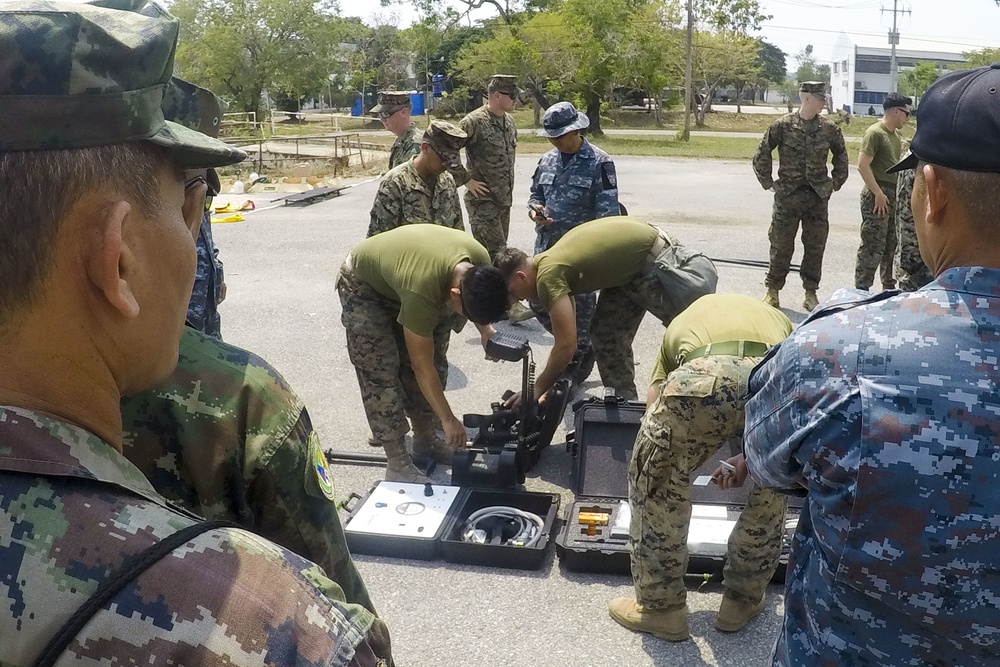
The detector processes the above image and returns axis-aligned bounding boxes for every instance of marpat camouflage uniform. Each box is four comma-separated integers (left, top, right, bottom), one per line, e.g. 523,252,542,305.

120,326,377,615
451,105,518,257
187,210,224,338
528,138,620,352
631,356,788,609
752,113,849,290
856,182,898,290
893,168,933,291
368,158,464,237
0,406,391,666
745,273,1000,666
388,123,421,170
337,263,452,443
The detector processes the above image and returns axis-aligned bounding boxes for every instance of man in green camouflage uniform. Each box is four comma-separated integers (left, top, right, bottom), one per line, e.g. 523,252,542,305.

855,92,912,291
752,82,849,312
339,225,508,482
368,119,466,236
609,294,792,642
894,168,934,291
448,74,519,258
485,217,717,403
372,90,421,170
120,326,377,614
0,3,390,665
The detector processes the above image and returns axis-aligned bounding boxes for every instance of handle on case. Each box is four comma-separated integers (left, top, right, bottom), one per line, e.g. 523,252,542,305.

565,430,577,456
340,492,363,513
602,387,620,405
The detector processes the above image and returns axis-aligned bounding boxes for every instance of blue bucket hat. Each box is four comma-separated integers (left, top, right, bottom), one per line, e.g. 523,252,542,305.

537,101,589,139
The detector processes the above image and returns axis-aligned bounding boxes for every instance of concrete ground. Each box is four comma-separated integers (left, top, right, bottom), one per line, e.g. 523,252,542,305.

212,156,867,667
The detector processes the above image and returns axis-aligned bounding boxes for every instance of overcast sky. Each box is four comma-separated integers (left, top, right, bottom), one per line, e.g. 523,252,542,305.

342,0,1000,66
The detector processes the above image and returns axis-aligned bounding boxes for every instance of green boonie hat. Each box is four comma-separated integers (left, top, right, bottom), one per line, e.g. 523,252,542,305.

488,74,519,95
0,1,245,168
423,120,467,169
371,90,412,116
162,77,227,139
799,81,827,97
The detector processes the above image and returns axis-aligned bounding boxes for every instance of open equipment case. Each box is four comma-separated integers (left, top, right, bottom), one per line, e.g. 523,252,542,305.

344,481,560,570
555,391,800,579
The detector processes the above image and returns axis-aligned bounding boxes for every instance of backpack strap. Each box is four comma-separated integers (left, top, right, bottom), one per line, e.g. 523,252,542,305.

31,519,240,667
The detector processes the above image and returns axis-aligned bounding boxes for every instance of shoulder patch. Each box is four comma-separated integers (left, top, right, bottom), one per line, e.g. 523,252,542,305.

601,162,617,189
307,431,336,501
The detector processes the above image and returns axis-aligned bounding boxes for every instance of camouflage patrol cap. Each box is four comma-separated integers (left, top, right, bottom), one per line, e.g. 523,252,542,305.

162,78,227,139
0,1,245,168
371,91,412,116
422,120,467,169
488,74,519,96
799,81,827,98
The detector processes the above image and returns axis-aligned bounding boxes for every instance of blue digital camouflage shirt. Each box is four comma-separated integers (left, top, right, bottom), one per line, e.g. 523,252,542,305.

744,268,1000,667
528,138,619,254
186,210,223,338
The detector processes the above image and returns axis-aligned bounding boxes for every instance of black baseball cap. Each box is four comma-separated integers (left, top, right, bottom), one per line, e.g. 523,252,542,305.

889,64,1000,174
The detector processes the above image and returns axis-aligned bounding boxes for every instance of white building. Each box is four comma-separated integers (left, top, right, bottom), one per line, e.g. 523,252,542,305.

829,32,1000,115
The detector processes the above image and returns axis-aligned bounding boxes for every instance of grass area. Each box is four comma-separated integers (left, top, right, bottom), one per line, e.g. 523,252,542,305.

517,132,862,163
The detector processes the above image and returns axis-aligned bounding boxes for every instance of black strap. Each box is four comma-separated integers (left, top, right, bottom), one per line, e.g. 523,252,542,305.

31,519,239,667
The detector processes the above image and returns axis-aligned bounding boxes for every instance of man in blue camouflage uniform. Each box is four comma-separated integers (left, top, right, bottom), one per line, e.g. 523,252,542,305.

528,101,619,382
744,65,1000,667
0,3,390,665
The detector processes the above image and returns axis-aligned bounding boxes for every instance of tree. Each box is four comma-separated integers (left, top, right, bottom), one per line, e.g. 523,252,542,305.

172,0,344,116
754,39,786,102
899,61,941,103
960,47,1000,69
794,44,830,84
690,29,759,124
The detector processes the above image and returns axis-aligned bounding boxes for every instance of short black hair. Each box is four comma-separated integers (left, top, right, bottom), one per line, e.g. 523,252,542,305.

494,246,530,281
460,265,509,325
883,92,913,110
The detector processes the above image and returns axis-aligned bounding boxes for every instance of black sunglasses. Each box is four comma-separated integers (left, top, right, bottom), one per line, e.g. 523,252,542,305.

378,110,399,120
898,108,911,117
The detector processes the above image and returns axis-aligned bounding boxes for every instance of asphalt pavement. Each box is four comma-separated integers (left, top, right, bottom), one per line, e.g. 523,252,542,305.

211,155,867,667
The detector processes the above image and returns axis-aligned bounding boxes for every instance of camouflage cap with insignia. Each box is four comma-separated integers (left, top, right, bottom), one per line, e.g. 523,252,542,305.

422,119,467,169
371,90,412,116
488,74,519,96
799,81,827,97
0,0,245,168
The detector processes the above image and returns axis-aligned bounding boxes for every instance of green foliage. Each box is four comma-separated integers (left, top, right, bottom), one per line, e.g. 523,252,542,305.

899,61,941,101
697,0,770,35
793,44,830,84
756,40,786,85
172,0,346,115
959,47,1000,69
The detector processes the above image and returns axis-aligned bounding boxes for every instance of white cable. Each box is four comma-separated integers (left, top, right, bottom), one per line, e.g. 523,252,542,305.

462,506,546,548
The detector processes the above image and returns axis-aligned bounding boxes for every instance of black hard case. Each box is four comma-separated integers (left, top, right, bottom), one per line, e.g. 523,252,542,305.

344,481,559,570
555,394,799,579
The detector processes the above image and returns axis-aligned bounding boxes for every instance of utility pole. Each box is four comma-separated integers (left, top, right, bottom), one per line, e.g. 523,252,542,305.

681,0,694,141
882,0,911,93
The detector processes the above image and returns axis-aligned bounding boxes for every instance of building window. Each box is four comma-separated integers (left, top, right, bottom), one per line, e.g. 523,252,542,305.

843,59,849,71
856,56,891,74
834,62,839,74
854,90,888,105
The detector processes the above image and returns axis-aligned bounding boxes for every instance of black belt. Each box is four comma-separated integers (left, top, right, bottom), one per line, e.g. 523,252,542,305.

681,340,770,365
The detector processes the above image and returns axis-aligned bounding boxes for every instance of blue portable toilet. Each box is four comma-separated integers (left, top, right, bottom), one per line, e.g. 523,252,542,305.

410,92,425,116
351,97,363,117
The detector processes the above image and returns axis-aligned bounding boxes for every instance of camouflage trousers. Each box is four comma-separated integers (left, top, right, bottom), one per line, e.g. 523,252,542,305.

337,263,450,444
628,355,788,609
766,187,829,291
529,291,597,353
592,248,718,401
855,183,898,290
894,169,934,292
465,193,510,259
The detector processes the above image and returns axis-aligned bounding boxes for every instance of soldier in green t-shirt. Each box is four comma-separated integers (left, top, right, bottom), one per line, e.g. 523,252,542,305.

476,216,718,402
855,92,912,291
608,294,791,642
338,225,509,482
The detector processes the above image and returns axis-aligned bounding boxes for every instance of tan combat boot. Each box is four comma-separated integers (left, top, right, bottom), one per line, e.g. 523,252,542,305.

411,426,456,465
608,597,689,641
381,438,431,484
714,592,765,633
762,287,780,308
507,300,536,324
802,289,819,312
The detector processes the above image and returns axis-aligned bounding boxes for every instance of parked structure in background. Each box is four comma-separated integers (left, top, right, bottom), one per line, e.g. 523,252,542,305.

829,32,1000,113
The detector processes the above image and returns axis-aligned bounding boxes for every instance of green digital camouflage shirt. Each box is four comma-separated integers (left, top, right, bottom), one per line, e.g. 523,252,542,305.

752,112,850,199
0,405,390,666
388,123,421,170
368,158,464,237
450,105,517,207
120,326,379,616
